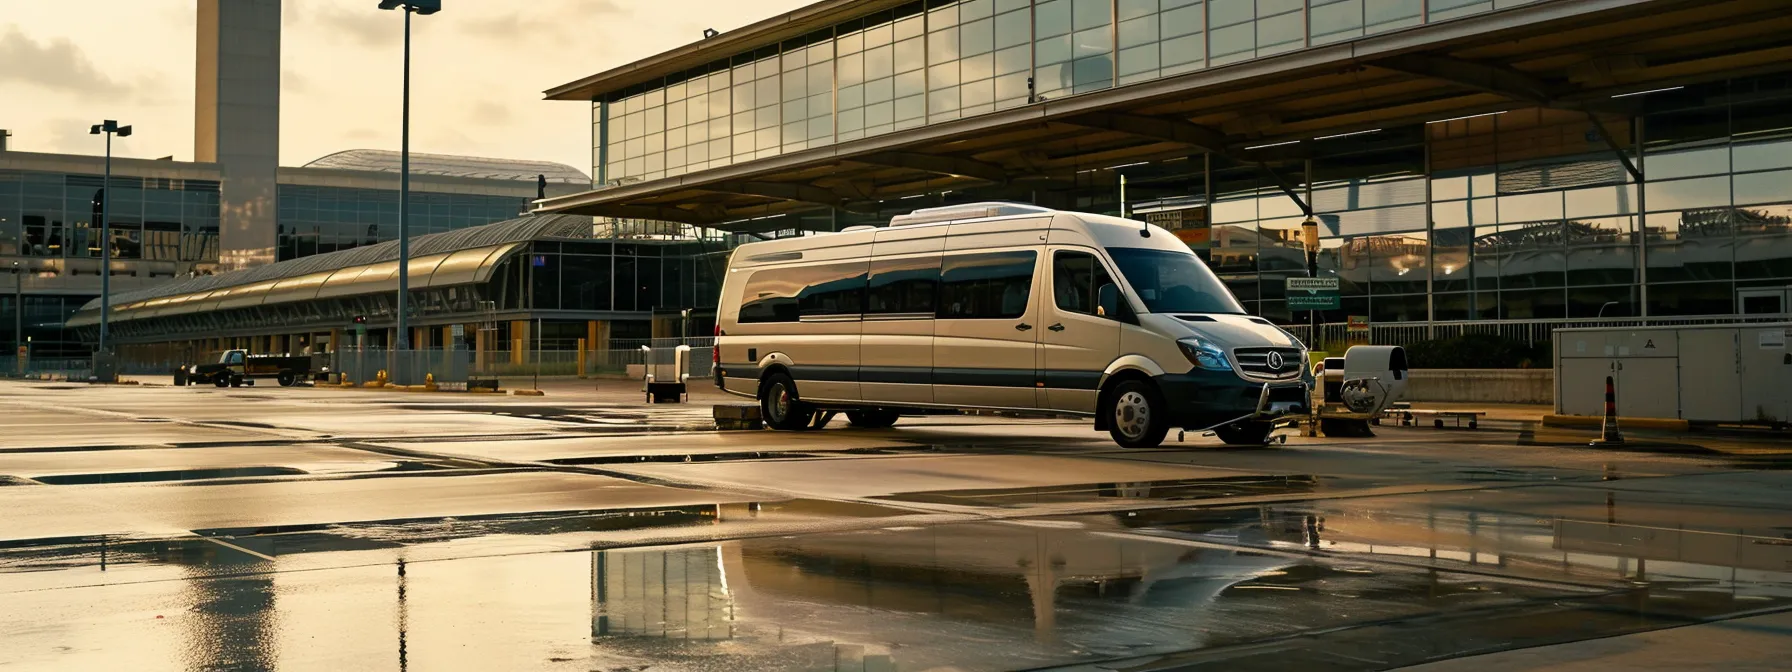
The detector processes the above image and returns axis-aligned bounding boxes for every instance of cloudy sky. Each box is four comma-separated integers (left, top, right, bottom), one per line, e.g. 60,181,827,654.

0,0,811,176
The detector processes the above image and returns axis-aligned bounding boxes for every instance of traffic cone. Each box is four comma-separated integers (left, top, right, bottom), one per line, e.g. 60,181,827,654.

1590,375,1624,446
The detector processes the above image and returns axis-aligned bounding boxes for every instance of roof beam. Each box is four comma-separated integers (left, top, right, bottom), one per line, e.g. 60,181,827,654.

580,203,725,225
1059,111,1231,153
697,181,856,209
1062,111,1313,216
1372,52,1578,110
850,151,1011,184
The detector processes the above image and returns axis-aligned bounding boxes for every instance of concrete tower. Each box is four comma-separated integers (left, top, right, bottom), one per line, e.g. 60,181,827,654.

195,0,281,271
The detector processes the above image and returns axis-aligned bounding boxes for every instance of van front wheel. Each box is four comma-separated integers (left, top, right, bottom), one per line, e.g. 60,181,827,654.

758,372,813,431
1107,380,1169,448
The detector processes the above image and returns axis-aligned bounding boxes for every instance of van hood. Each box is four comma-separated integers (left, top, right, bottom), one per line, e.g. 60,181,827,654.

1142,313,1303,349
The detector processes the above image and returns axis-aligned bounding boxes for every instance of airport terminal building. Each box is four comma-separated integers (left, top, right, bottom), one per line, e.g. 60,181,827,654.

538,0,1792,339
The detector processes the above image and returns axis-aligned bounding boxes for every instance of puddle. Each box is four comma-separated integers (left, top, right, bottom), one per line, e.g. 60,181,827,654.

32,466,307,485
3,505,1790,671
878,474,1320,508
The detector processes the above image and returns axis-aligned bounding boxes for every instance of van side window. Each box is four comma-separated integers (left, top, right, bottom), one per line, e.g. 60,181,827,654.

738,263,867,323
1052,250,1115,317
866,256,940,315
937,251,1036,320
225,351,245,366
797,263,866,316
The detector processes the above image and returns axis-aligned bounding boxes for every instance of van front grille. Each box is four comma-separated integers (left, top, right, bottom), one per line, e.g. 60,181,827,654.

1233,347,1303,380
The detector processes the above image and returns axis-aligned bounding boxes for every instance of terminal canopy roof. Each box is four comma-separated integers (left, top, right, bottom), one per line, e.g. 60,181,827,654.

68,215,597,328
537,0,1792,230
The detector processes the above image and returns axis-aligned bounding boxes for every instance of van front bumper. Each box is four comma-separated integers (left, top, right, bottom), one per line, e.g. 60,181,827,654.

1154,370,1310,430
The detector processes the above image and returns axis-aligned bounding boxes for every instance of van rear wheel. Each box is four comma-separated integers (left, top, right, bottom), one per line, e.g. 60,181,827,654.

277,371,296,387
1107,379,1169,448
758,372,813,431
846,409,899,429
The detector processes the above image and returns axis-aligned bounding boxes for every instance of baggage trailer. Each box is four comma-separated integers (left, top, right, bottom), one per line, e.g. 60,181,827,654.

182,349,327,388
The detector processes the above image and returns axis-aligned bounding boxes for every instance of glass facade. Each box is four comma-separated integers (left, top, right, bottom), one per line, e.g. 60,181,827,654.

0,170,222,356
274,185,529,262
593,0,1547,185
1133,75,1792,323
0,170,221,262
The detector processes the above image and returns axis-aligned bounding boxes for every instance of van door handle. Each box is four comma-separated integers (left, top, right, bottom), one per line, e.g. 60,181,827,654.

1047,323,1065,332
1015,323,1033,332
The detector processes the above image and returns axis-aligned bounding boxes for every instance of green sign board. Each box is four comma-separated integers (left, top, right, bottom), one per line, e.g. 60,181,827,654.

1285,276,1340,311
1287,293,1340,310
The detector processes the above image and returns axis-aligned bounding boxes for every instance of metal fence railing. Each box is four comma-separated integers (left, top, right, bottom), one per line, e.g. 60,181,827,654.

1,356,93,380
318,348,471,386
1284,314,1792,351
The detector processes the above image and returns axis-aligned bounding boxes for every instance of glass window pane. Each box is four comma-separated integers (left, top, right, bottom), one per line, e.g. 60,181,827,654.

1648,146,1730,180
1210,22,1254,58
1162,3,1205,38
865,76,894,103
1119,15,1158,48
962,18,994,55
895,37,925,72
1734,169,1792,206
1037,34,1073,64
866,45,895,79
1161,33,1202,67
962,78,995,107
1645,176,1730,212
1733,138,1792,172
1211,0,1254,26
929,62,961,90
1119,0,1158,21
1118,44,1160,76
928,26,959,65
929,2,959,28
995,10,1031,49
1072,57,1112,91
1073,0,1111,30
1036,0,1071,37
1072,26,1112,59
995,44,1030,75
895,69,925,97
961,52,994,81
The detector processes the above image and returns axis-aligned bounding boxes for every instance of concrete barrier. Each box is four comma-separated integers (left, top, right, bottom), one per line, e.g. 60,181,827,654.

1405,369,1553,404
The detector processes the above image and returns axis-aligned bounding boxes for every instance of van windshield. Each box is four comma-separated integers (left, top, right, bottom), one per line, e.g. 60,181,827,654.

1106,247,1246,315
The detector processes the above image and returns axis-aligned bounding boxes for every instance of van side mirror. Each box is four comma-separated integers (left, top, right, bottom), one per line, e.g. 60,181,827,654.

1097,284,1120,320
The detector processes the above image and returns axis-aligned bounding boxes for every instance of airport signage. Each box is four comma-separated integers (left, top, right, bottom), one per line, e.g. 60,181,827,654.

1284,277,1340,310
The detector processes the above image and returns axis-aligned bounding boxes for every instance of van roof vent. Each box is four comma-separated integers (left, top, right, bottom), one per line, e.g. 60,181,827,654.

841,225,878,232
889,202,1052,227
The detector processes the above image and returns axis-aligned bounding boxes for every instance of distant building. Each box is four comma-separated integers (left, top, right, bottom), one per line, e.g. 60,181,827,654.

0,1,591,358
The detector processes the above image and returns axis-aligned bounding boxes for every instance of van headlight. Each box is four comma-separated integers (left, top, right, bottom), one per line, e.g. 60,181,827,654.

189,365,199,374
1176,337,1232,371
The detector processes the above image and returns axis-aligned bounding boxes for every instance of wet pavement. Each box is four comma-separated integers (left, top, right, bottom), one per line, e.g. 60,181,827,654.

1,378,1790,670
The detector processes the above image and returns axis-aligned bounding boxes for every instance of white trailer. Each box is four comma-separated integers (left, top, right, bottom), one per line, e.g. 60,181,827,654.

1554,323,1792,426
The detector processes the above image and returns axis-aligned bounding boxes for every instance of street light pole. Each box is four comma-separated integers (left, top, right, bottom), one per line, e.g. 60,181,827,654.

88,120,131,359
379,0,439,382
11,261,21,363
1301,217,1320,352
396,6,412,356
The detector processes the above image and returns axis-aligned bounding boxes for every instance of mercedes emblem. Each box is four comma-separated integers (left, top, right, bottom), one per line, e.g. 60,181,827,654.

1267,350,1285,371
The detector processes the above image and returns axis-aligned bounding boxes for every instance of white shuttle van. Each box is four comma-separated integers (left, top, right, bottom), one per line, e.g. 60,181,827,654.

713,203,1310,447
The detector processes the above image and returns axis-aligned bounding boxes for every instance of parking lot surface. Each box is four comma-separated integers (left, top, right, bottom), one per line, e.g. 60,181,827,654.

2,378,1789,671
